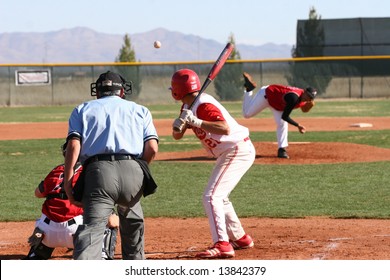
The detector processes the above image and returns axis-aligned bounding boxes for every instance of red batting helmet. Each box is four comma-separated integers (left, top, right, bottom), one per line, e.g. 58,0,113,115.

170,69,201,100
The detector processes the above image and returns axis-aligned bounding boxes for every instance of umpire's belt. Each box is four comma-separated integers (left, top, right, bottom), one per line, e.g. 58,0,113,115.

44,217,76,226
85,154,134,165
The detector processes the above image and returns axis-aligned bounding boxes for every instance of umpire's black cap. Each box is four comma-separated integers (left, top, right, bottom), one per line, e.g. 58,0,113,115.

96,71,125,92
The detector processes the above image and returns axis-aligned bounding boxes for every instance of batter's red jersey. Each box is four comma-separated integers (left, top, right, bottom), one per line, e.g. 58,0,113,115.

265,85,306,111
39,164,83,222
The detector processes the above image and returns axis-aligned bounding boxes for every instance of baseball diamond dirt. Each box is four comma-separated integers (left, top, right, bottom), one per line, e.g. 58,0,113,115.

1,117,390,260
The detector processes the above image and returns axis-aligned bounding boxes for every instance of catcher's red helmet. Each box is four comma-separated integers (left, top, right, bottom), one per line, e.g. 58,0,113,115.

170,69,201,100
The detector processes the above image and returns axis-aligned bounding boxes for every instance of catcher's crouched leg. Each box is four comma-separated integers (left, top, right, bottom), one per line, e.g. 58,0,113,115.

23,227,54,260
102,227,118,260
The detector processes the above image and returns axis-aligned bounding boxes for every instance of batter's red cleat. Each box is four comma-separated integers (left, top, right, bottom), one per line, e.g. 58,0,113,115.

230,234,254,250
196,241,235,259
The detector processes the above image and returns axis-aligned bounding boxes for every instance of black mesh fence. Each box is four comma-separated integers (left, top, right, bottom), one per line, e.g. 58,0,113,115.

0,57,389,106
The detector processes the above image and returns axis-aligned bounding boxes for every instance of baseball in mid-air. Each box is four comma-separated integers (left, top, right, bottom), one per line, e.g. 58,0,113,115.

154,40,162,48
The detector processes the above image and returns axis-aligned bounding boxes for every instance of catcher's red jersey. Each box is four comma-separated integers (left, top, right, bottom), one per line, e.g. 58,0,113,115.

40,164,83,222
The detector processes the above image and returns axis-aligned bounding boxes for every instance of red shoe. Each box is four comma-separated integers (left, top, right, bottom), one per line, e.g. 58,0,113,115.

196,241,235,259
230,234,254,250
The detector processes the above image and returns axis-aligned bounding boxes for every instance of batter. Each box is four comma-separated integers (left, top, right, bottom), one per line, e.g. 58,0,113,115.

170,68,255,259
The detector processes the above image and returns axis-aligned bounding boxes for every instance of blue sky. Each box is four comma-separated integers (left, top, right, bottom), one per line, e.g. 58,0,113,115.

1,0,388,45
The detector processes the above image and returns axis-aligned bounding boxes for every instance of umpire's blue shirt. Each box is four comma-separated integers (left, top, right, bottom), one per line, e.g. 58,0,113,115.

68,95,158,164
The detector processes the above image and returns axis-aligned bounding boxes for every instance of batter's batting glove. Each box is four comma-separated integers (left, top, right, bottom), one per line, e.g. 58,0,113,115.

179,109,192,120
182,109,202,128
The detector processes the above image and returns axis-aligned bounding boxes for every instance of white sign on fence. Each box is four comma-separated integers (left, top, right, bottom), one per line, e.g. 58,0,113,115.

15,70,51,86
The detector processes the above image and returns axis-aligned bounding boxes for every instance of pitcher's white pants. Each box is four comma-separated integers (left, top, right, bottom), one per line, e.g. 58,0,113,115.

242,86,288,149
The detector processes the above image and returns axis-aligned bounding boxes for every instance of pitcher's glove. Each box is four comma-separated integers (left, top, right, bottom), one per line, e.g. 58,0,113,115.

301,100,315,113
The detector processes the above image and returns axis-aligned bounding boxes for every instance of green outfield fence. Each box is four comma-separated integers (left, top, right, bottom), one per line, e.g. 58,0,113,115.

1,55,390,106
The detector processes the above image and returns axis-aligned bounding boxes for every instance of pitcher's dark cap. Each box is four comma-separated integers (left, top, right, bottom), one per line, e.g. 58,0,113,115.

305,87,317,99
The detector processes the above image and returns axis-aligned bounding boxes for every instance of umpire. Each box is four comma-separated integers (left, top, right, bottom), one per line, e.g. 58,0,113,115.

63,71,159,260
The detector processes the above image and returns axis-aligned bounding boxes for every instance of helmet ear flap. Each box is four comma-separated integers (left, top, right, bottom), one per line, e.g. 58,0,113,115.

172,92,180,99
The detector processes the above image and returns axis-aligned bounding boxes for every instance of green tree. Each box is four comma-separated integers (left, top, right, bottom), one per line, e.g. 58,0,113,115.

115,34,142,99
286,7,332,95
214,33,243,101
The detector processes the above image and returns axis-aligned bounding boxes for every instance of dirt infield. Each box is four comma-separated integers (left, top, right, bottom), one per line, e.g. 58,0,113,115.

1,117,390,260
2,218,390,260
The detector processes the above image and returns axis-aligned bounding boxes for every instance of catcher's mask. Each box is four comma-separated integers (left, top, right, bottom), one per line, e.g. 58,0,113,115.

305,87,317,99
90,71,132,98
170,69,201,101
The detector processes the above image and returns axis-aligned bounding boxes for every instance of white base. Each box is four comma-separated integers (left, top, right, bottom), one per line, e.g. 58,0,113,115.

350,123,373,128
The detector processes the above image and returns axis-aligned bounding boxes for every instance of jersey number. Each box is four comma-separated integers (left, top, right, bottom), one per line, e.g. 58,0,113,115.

204,138,221,149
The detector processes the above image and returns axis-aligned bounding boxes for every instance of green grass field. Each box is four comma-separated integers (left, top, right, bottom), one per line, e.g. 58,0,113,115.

0,99,389,221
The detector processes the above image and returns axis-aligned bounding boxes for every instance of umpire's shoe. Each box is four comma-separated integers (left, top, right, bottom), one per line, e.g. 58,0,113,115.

243,72,257,92
278,148,289,159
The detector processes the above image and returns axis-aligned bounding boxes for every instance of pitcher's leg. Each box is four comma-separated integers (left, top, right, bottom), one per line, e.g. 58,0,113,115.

272,109,289,149
242,86,269,118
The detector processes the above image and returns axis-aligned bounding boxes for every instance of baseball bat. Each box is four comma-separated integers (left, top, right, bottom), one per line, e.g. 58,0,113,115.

173,42,234,132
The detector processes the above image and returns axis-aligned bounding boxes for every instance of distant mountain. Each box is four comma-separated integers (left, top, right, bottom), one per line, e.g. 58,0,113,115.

0,27,292,63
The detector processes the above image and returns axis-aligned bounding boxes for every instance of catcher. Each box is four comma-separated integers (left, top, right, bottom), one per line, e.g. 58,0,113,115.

241,72,317,159
23,141,119,260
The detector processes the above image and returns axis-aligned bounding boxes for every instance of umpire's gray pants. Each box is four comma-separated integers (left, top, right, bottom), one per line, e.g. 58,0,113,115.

73,159,145,260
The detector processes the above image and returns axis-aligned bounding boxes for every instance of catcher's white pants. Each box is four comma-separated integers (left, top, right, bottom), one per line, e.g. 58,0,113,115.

242,87,288,149
35,214,83,248
203,139,255,244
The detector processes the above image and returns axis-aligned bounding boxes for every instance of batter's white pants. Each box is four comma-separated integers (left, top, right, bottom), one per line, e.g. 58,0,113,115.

35,213,83,249
203,139,255,244
242,86,288,149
